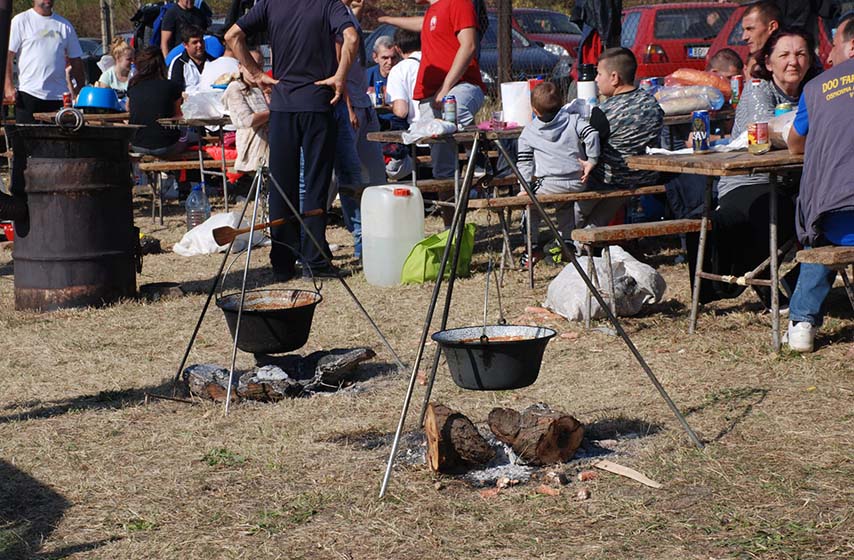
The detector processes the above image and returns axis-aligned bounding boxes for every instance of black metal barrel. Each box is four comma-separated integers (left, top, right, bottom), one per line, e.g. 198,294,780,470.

10,124,138,311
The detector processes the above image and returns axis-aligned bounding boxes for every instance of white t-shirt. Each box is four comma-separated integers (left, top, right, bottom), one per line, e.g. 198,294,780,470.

385,52,421,124
9,9,83,100
199,56,240,91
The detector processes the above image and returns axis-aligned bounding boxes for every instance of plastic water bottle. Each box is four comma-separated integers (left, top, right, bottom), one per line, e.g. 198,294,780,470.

185,183,211,231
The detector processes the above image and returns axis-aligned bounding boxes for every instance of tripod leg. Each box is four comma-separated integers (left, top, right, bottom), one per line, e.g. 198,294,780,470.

493,141,704,451
380,133,482,499
416,135,480,427
171,170,262,395
223,173,265,415
264,171,406,371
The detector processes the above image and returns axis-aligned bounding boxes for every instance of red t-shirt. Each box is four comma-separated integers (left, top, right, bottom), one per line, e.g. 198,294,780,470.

413,0,485,100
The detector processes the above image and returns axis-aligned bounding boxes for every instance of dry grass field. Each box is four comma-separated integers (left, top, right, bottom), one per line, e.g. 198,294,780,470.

0,197,852,559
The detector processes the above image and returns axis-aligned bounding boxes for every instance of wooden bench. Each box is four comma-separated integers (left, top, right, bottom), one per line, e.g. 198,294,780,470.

570,217,710,327
796,246,854,311
465,185,668,288
413,174,517,194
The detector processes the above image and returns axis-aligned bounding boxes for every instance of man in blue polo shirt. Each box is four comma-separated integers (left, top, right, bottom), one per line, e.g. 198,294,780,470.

785,13,854,352
226,0,359,280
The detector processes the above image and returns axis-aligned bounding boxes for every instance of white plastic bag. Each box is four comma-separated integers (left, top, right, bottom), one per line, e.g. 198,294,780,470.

181,91,226,119
401,118,458,144
172,211,269,256
544,246,666,321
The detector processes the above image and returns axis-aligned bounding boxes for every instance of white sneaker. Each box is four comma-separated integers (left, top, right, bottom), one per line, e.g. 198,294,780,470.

786,321,816,353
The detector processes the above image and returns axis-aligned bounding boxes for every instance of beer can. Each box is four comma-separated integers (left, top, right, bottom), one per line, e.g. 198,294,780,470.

747,121,770,154
442,95,457,125
691,110,711,152
374,80,385,107
62,92,72,108
730,75,743,107
774,102,793,116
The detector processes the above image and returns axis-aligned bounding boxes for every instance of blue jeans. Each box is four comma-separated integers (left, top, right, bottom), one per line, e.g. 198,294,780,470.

789,253,836,326
332,104,387,259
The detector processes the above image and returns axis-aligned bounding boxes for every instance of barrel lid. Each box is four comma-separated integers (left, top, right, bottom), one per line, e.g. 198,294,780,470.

393,188,411,197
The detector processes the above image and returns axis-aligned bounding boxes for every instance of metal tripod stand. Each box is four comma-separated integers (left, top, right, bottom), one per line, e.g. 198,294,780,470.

379,130,704,498
172,163,406,414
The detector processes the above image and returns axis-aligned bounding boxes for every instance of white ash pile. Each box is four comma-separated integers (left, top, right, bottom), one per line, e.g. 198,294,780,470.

183,347,376,402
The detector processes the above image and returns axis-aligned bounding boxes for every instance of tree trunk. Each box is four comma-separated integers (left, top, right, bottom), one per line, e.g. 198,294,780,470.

424,403,495,473
488,404,584,465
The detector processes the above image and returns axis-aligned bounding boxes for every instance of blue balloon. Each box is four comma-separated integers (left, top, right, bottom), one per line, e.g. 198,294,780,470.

165,34,224,66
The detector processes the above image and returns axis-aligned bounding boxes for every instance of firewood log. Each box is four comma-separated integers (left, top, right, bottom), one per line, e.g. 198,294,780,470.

487,403,584,465
424,402,495,473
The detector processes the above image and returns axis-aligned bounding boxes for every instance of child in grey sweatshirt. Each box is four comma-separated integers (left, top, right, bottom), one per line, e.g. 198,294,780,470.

517,82,600,264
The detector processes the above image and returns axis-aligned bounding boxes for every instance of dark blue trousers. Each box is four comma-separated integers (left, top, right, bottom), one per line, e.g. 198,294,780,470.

268,110,337,273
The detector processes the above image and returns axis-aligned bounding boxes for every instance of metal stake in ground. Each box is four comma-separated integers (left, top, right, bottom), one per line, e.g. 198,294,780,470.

263,171,406,371
223,170,266,415
492,139,704,450
379,132,482,499
171,168,262,394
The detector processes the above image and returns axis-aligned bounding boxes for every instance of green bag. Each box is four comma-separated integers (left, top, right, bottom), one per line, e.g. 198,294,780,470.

400,223,477,284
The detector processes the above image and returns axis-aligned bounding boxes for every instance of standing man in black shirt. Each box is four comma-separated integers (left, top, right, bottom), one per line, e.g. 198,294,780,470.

226,0,359,280
160,0,209,60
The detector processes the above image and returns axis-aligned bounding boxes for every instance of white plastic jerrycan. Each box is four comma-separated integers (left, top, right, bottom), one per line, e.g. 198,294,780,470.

361,185,425,287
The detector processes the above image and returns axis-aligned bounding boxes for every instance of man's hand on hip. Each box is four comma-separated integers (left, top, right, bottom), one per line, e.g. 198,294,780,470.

249,71,278,96
315,74,346,105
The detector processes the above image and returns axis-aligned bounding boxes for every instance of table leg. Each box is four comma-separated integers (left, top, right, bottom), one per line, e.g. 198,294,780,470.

496,208,513,287
526,205,534,289
219,127,229,212
411,145,417,190
770,174,780,352
689,176,714,334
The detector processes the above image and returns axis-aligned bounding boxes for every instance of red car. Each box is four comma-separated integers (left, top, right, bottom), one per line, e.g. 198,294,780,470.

706,4,836,69
621,2,737,80
512,8,582,60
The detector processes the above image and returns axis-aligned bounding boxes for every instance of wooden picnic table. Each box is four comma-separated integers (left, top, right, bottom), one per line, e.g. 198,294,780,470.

628,148,805,352
366,125,523,145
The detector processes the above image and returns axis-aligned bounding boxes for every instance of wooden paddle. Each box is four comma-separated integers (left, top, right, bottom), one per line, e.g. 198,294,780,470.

212,208,324,246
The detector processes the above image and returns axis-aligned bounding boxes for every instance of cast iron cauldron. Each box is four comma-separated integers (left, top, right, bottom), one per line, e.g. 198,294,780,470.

431,325,556,391
217,289,322,354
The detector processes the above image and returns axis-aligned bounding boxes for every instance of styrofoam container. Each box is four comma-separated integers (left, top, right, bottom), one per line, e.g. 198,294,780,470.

361,185,425,286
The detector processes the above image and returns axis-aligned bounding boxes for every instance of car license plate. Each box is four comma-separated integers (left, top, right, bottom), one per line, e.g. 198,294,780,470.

687,46,709,59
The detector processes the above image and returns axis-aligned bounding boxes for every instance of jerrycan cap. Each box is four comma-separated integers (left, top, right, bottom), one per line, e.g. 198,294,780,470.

393,188,412,197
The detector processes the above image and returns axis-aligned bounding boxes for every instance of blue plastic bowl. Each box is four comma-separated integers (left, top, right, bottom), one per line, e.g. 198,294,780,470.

75,86,121,112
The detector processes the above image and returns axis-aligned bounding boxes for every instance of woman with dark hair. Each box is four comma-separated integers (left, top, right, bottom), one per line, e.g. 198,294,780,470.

128,46,186,156
691,28,817,306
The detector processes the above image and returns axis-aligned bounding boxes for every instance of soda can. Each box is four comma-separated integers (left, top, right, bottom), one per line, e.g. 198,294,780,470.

748,121,770,154
774,102,793,116
730,75,743,107
691,110,711,152
62,92,72,108
442,95,457,125
640,78,654,91
374,79,385,107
